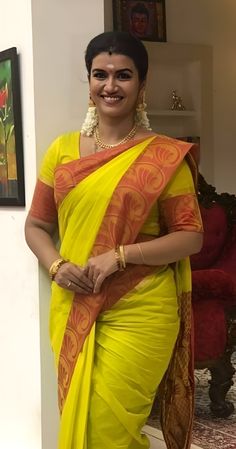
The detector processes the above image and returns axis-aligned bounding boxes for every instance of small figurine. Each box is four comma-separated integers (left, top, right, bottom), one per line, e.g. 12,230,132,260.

171,90,185,111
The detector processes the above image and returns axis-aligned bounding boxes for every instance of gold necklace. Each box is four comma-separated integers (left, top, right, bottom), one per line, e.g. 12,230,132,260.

94,124,137,150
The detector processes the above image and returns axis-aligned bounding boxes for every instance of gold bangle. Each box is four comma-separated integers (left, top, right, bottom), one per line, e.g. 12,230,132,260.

137,243,146,265
49,258,67,280
114,247,122,271
119,245,126,269
115,246,126,271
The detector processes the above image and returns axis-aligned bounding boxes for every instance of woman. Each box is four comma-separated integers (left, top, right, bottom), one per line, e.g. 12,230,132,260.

25,31,203,449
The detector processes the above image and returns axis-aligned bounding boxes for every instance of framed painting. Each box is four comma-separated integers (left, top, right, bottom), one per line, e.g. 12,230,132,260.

0,47,25,206
113,0,167,42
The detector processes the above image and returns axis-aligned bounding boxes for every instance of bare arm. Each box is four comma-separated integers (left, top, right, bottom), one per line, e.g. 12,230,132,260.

25,215,93,293
124,230,203,265
25,214,59,270
85,230,203,293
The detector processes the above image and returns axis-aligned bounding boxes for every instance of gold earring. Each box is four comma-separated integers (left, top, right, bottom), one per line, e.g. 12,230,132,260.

81,96,98,136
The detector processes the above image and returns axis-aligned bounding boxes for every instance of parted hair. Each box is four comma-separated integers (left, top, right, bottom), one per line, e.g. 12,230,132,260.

85,31,148,82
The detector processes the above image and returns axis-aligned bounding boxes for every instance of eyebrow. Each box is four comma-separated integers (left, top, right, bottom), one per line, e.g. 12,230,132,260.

91,68,134,74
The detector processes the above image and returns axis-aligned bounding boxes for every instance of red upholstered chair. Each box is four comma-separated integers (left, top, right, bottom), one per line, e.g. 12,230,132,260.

191,174,236,417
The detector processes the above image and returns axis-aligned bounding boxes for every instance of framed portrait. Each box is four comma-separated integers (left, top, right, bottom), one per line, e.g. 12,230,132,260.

113,0,167,42
0,47,25,206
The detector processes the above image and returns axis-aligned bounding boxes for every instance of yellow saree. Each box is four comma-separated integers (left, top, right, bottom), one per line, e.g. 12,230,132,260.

30,132,203,449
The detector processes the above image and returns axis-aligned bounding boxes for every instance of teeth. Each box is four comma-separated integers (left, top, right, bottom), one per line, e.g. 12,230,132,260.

102,96,121,102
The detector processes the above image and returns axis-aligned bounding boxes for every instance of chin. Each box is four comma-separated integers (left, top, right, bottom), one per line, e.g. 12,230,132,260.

99,106,126,118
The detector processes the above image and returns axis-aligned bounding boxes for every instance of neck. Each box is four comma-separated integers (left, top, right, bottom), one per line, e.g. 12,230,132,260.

96,117,135,145
94,117,138,150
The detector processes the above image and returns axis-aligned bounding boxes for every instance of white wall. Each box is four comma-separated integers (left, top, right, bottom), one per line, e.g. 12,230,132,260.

0,2,41,449
166,0,236,193
31,1,105,448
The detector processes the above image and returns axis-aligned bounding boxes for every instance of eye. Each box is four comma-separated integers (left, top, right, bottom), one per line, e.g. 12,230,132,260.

92,71,107,80
117,72,132,80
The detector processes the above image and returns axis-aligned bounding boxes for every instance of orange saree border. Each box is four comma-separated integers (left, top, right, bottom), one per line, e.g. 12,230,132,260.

159,291,194,449
54,137,152,207
57,136,198,449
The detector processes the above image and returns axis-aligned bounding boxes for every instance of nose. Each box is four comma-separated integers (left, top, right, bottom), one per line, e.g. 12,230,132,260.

104,75,118,93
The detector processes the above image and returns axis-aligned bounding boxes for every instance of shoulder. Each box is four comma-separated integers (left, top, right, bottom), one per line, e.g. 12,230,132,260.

44,130,80,164
39,131,80,185
48,130,80,157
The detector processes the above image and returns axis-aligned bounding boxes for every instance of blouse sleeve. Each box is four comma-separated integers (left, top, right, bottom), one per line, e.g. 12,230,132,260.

159,159,203,233
29,137,62,223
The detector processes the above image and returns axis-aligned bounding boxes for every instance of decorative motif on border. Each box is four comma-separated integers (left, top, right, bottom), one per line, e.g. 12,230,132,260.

160,194,203,233
54,142,135,206
160,291,194,449
29,179,57,223
93,138,189,252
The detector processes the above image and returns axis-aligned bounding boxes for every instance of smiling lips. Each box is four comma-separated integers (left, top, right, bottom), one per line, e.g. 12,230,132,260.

100,95,123,104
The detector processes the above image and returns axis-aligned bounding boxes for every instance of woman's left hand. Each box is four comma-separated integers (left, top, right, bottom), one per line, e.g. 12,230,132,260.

84,249,118,294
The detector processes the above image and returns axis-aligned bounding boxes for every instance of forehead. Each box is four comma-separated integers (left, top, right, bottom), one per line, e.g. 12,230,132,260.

91,52,137,72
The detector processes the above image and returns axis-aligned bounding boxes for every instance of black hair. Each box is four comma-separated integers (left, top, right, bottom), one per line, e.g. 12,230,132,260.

85,31,148,82
130,2,149,19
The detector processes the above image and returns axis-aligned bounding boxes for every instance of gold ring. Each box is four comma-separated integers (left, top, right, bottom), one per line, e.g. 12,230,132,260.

67,280,72,288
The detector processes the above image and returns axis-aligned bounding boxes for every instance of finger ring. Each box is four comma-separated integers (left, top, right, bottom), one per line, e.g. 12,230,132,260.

67,280,72,288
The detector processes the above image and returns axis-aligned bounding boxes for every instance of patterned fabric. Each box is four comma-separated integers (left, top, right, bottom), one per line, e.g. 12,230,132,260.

30,132,203,449
30,179,57,223
160,289,195,449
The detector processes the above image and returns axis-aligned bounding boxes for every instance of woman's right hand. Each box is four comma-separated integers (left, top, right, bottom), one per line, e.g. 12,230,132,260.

54,262,94,294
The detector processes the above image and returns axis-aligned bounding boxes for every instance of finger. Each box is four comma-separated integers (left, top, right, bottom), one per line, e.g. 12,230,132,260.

86,266,95,282
66,280,73,289
65,265,94,289
54,270,93,292
74,281,94,293
93,273,105,294
84,262,98,282
69,272,94,290
63,279,93,294
69,277,94,293
91,268,100,284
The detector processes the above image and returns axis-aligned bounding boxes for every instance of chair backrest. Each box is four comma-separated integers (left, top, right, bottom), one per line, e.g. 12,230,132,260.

191,203,228,269
191,173,236,271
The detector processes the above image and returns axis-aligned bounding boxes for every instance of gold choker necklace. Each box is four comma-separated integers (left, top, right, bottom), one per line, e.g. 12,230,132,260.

94,124,137,150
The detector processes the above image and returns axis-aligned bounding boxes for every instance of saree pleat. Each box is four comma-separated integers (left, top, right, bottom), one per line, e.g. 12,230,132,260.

87,268,180,449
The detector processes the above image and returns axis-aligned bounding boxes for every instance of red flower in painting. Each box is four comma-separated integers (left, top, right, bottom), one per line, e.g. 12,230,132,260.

0,87,8,109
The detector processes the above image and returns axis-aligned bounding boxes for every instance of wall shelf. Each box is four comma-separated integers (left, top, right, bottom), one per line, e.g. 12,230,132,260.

148,110,197,117
142,41,213,177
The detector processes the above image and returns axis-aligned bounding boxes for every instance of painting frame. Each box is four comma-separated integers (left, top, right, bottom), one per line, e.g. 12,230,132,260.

0,47,25,206
113,0,167,42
